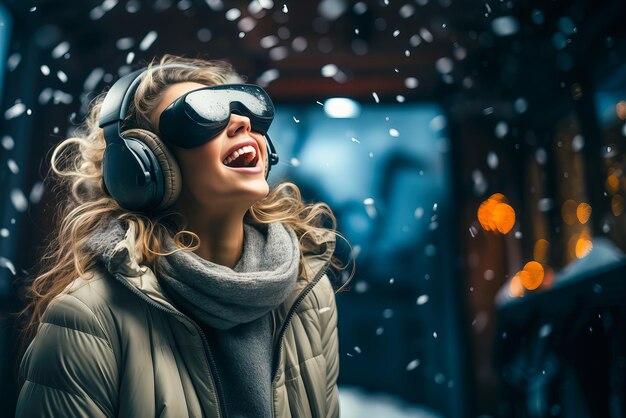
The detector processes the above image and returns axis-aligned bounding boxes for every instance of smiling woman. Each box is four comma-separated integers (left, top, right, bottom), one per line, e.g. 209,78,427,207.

14,53,354,418
143,78,275,236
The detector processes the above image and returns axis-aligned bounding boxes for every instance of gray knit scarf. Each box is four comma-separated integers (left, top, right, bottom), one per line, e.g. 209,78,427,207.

156,220,301,330
84,217,301,330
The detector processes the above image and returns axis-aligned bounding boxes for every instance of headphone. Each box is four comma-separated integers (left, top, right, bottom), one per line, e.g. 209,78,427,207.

98,63,279,212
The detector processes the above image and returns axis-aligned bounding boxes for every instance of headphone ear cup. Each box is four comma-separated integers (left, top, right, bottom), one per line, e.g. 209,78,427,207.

121,129,182,211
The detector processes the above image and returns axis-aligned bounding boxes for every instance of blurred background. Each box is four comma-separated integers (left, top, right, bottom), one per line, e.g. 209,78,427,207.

0,0,625,417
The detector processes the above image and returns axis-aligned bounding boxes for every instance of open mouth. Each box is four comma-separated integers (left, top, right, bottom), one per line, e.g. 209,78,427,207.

221,143,263,174
222,150,260,168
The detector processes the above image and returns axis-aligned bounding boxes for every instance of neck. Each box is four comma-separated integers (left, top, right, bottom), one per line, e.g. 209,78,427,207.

191,217,244,269
171,195,252,269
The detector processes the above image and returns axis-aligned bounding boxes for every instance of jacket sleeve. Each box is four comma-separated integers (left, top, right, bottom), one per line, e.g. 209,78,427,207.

15,292,119,418
318,274,340,418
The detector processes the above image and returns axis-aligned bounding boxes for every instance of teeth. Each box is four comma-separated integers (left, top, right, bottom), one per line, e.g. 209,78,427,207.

223,145,256,165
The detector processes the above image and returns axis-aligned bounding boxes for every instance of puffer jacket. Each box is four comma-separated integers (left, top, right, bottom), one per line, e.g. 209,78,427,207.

15,221,341,418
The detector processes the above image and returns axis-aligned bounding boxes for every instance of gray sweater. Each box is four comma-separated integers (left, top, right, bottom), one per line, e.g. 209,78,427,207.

175,300,274,418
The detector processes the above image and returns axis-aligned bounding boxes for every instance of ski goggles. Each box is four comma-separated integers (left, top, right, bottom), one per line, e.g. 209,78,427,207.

158,83,275,149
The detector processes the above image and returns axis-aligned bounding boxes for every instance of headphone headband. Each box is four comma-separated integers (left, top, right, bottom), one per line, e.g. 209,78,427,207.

99,63,198,145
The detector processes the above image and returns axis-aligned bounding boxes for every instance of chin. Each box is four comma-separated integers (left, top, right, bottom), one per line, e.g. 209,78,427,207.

254,183,271,201
238,180,270,199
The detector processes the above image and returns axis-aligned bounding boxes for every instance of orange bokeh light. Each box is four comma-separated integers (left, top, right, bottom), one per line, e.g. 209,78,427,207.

493,203,515,233
509,274,525,297
520,261,544,290
575,229,593,258
606,175,620,194
478,193,515,234
576,202,592,224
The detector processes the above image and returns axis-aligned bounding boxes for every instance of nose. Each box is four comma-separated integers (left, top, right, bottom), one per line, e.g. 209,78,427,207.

226,112,252,137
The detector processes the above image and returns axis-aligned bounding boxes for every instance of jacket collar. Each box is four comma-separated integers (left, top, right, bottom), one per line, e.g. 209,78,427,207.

88,219,336,314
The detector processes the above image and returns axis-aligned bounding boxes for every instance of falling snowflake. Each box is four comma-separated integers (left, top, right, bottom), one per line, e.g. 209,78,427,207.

0,257,16,275
406,359,420,371
5,103,26,120
139,31,158,51
416,294,429,305
51,41,70,59
10,189,28,212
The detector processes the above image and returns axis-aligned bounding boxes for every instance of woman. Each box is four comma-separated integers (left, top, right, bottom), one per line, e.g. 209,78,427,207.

15,54,353,418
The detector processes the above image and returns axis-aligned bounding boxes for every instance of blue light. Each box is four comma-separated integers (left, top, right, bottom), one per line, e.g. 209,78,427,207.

323,97,361,118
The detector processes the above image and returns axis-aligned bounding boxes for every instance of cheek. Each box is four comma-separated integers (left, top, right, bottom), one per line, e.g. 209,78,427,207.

177,145,223,180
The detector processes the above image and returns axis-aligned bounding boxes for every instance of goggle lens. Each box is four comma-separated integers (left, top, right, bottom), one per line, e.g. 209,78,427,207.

185,86,273,121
